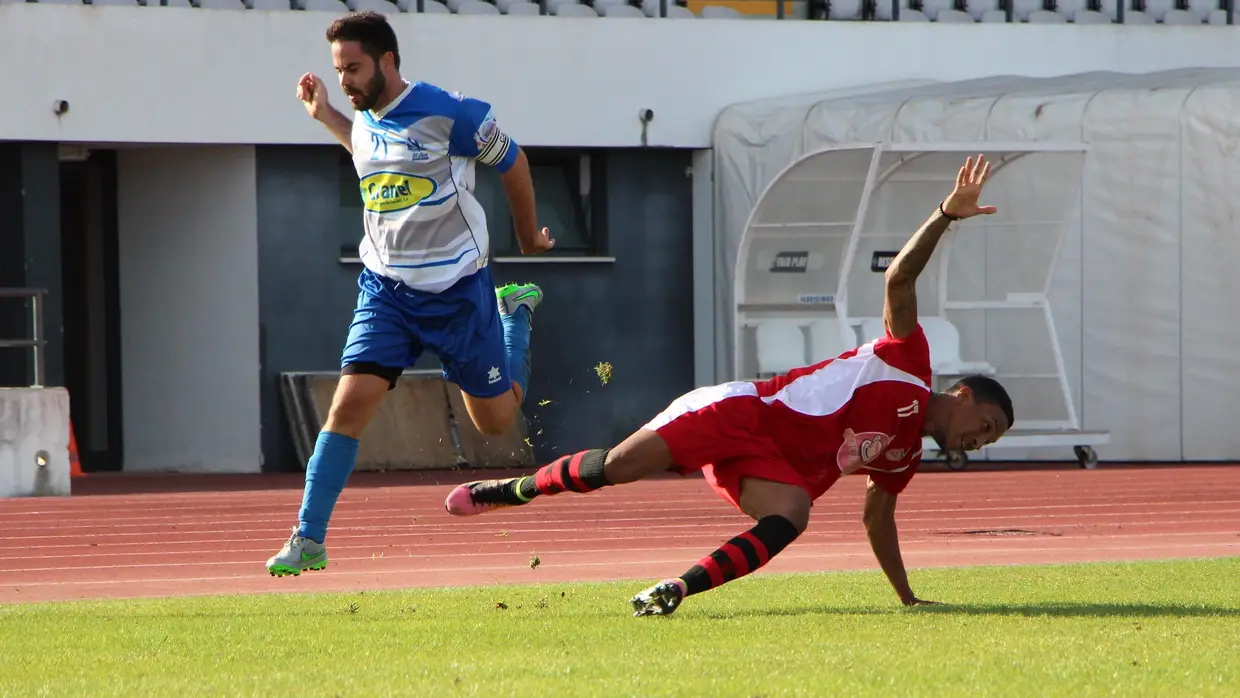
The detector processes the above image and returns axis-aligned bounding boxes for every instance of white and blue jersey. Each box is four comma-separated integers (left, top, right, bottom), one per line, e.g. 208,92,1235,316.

351,80,519,294
338,80,522,399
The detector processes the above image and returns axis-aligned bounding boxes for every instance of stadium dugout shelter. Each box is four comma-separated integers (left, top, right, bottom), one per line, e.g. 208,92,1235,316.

730,141,1108,470
709,67,1240,467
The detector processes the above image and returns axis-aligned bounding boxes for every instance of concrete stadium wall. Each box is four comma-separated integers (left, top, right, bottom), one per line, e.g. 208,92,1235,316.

3,5,1240,148
255,146,694,470
0,387,71,498
117,147,263,473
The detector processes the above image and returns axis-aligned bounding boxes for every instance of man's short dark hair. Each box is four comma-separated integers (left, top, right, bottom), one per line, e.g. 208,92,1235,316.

948,374,1015,429
326,11,400,70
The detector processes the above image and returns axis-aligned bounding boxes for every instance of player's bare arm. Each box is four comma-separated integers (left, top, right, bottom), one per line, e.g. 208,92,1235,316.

863,476,936,606
297,72,353,154
883,154,997,339
501,148,555,254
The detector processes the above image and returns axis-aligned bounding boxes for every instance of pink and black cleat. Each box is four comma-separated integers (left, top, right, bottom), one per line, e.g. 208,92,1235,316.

444,478,529,516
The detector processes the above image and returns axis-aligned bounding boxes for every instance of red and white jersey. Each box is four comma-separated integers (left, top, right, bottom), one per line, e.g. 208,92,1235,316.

644,324,933,498
756,324,933,495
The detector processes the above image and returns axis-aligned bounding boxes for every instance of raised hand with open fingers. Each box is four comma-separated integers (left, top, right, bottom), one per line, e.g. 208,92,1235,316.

941,154,999,220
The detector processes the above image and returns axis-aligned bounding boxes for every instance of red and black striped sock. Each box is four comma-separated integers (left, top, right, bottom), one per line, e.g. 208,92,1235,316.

514,449,611,501
677,515,801,596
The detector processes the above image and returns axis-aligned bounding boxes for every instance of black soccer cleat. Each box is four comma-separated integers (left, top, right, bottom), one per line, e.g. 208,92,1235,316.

630,579,687,617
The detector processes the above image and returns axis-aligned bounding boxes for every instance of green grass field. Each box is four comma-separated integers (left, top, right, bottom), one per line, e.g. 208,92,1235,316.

2,558,1237,697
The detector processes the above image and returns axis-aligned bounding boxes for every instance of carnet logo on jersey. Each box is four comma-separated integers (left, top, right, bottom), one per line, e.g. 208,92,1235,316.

770,251,809,273
359,171,437,214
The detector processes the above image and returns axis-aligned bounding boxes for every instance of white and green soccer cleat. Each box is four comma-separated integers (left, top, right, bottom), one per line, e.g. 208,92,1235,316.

266,527,328,577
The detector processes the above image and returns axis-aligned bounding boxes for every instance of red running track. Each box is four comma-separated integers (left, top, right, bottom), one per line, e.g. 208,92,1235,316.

1,464,1238,604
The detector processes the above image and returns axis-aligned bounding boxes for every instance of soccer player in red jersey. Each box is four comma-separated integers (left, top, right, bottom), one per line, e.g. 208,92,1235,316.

444,155,1014,616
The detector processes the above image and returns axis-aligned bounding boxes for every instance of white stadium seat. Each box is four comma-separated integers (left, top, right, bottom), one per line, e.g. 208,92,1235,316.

555,2,597,14
196,0,247,9
457,0,501,12
936,8,975,22
1163,8,1202,23
601,2,645,16
1028,9,1066,22
920,317,997,377
505,0,542,12
1073,9,1112,22
700,4,742,17
755,319,807,377
808,320,855,363
298,0,349,11
349,0,400,12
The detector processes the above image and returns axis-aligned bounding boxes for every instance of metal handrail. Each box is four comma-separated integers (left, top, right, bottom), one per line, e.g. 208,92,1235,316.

0,288,48,388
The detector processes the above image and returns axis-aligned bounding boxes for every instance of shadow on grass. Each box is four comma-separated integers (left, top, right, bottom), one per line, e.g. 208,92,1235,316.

696,602,1240,621
915,602,1240,618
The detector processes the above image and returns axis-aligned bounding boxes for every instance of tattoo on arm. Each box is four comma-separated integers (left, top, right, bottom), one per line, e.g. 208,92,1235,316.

883,210,955,339
883,284,918,340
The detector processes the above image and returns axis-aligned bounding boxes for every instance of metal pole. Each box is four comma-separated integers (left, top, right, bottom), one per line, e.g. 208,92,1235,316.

30,293,45,388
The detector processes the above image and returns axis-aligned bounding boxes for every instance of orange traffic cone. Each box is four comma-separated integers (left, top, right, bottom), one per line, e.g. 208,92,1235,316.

69,420,83,478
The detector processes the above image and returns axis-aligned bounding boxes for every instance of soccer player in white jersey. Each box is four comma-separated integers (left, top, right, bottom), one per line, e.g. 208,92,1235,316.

266,12,555,577
445,156,1015,616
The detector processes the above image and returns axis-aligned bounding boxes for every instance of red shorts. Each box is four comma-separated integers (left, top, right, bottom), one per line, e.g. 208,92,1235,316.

642,383,833,510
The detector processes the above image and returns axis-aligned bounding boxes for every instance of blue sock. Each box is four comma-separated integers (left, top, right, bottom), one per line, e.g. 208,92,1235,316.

297,431,360,544
501,306,533,398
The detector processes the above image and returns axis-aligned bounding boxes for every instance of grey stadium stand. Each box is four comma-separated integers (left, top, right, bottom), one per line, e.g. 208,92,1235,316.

14,0,1236,22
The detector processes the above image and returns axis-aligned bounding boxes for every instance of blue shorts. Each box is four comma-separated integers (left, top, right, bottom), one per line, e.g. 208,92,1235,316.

340,266,511,399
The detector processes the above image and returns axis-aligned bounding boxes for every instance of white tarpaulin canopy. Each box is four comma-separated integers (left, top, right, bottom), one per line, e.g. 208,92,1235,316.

712,68,1240,463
